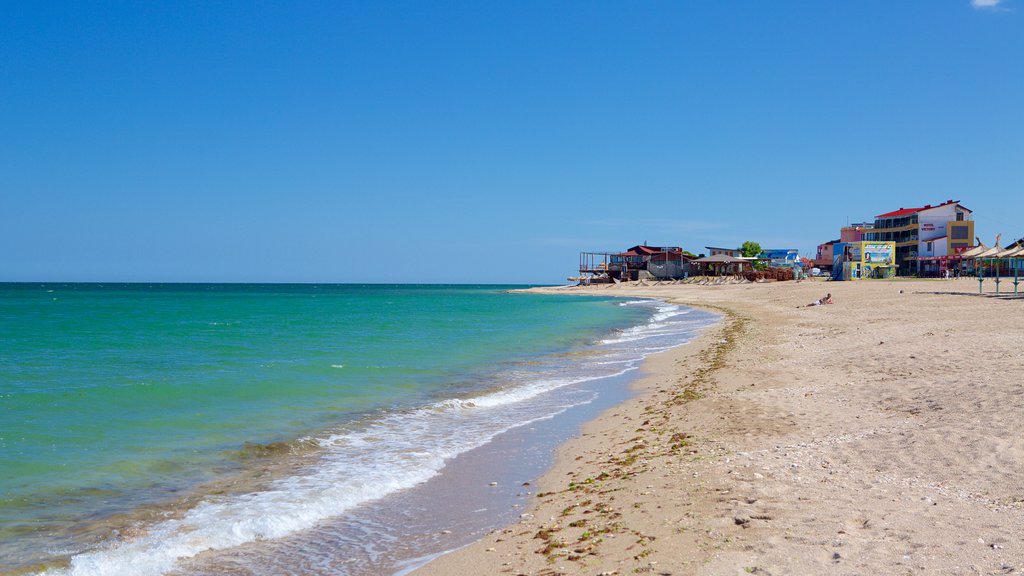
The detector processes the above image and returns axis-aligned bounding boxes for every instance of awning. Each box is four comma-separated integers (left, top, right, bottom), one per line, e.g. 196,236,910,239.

996,245,1024,258
957,244,988,258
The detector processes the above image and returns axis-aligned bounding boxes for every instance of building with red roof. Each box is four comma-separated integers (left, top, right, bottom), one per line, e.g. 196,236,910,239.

863,200,974,275
578,244,696,282
611,245,694,280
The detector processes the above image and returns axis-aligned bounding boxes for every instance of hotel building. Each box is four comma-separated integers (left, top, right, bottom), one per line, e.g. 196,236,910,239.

863,200,974,274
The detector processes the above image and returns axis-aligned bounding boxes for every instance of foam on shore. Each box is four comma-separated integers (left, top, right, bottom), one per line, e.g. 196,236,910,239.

40,299,717,576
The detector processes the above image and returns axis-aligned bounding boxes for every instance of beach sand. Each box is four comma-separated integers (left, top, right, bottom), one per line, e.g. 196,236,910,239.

412,278,1024,575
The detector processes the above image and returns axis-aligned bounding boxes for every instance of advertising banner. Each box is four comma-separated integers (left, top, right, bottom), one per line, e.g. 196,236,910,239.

863,242,894,264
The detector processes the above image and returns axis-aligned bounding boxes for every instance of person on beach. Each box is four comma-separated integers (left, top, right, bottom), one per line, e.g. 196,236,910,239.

805,293,833,307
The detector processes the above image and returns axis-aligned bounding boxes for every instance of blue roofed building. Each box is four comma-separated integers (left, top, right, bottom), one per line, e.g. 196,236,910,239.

759,248,800,267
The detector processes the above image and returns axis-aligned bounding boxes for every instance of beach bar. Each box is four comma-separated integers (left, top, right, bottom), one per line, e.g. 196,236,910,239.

692,253,752,277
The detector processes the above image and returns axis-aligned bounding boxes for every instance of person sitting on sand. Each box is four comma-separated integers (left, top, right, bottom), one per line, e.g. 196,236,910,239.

805,293,833,307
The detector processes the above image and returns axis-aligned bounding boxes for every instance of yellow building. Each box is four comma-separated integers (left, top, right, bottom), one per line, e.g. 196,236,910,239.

835,241,897,280
862,200,974,275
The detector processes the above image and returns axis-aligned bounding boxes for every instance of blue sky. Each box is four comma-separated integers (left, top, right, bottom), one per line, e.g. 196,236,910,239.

2,1,1021,283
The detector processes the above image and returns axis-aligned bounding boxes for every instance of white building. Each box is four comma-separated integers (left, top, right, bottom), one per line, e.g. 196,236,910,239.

916,201,974,258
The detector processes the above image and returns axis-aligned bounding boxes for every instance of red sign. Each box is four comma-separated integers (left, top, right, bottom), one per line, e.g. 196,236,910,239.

921,223,935,231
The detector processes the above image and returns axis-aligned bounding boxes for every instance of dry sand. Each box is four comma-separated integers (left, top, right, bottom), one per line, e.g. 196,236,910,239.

412,278,1024,576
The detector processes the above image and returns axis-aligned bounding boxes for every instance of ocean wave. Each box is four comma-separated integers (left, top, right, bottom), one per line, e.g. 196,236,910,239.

41,399,593,576
39,298,717,576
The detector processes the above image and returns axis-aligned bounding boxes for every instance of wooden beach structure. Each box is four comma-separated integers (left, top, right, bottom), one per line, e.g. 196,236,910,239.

692,254,752,277
577,245,695,283
959,238,1024,293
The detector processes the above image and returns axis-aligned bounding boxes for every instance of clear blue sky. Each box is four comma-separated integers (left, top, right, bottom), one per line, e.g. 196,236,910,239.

2,1,1021,283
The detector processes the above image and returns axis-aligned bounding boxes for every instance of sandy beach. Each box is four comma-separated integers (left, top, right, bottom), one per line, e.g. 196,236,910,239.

413,278,1024,575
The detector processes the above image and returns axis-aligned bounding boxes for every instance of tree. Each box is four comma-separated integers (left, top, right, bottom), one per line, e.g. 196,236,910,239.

739,241,763,258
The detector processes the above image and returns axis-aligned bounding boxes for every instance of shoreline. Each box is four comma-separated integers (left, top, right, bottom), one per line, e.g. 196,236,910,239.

166,294,718,576
412,288,739,575
413,278,1024,575
383,295,723,576
6,290,714,576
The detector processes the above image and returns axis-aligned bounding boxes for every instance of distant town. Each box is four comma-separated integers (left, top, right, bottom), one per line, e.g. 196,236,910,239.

576,199,1022,285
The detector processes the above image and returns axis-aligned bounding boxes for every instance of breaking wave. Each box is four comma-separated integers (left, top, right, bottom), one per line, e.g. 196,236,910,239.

40,299,717,576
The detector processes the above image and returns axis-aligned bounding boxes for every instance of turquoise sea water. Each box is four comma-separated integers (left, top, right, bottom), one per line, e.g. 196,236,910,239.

0,283,716,575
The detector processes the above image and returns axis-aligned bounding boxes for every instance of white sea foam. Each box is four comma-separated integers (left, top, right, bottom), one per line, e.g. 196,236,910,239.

599,303,700,346
44,405,583,576
40,298,717,576
429,370,632,412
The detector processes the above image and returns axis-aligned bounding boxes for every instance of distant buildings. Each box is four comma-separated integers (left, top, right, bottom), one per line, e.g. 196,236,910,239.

816,200,975,277
578,245,694,282
577,243,776,283
863,200,973,274
841,223,873,243
574,199,987,283
759,248,799,267
612,246,694,280
814,240,839,269
705,246,742,258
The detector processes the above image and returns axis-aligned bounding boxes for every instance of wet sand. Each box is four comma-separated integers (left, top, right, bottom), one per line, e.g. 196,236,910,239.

413,278,1024,575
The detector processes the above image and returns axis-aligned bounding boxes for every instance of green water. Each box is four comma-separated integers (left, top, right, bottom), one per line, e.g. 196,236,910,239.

0,283,645,559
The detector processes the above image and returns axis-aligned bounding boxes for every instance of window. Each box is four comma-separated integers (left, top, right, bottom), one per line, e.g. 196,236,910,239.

926,241,933,252
951,226,969,240
957,211,964,221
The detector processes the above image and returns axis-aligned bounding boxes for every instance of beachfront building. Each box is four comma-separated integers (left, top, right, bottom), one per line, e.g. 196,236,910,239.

815,240,840,271
813,224,873,273
578,245,694,282
841,223,873,243
693,254,752,277
705,246,742,258
611,245,694,280
832,241,898,280
759,248,799,267
863,200,974,275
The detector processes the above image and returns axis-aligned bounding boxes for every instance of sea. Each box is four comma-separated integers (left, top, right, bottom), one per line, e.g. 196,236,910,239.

0,283,718,576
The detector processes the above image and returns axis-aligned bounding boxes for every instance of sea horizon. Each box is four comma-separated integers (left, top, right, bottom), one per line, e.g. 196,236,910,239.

0,282,564,288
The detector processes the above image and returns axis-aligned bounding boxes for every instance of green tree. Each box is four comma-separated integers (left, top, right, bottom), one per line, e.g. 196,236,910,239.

739,241,763,258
